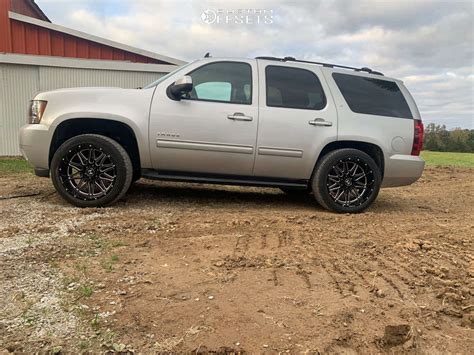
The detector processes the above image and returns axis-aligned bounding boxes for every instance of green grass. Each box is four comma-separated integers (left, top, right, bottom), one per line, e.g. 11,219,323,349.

0,157,32,174
79,285,93,298
421,151,474,168
1,151,472,176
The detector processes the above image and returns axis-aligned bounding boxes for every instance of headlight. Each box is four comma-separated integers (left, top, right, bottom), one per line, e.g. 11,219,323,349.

28,100,47,124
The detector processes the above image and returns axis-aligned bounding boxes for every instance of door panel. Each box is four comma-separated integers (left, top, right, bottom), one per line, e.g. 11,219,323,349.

253,62,338,179
148,60,258,175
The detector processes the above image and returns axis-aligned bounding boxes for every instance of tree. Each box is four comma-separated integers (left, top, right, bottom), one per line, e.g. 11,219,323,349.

422,124,473,153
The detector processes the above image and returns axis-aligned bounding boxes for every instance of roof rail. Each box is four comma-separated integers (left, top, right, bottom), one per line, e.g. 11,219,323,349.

255,56,384,76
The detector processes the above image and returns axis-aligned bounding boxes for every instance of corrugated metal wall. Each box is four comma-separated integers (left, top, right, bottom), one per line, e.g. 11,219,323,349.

38,67,161,91
0,64,38,156
0,63,165,155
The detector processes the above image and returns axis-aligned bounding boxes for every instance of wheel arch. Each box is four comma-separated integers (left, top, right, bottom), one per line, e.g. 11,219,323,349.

313,140,385,179
49,118,141,179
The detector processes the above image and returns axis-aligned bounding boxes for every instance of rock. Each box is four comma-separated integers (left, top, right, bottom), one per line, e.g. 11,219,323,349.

382,324,411,347
208,295,214,300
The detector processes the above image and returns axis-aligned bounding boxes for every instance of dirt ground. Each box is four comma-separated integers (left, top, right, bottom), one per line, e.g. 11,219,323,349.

0,166,473,353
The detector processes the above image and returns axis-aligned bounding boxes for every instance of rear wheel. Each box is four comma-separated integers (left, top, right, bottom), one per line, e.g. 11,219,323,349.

312,148,381,213
51,134,133,207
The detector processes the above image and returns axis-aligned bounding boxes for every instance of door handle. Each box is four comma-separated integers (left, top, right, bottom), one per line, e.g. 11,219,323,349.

309,118,332,127
227,112,253,121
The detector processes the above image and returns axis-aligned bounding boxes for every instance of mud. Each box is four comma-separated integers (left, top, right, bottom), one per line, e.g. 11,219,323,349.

0,166,473,353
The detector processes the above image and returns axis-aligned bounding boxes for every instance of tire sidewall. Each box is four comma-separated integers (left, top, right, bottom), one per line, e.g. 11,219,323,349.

312,149,382,213
51,135,131,207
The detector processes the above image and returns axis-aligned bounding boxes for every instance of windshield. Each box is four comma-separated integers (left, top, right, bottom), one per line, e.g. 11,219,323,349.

143,62,194,89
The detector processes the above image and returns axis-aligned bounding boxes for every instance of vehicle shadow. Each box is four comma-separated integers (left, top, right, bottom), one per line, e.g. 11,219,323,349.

125,180,322,210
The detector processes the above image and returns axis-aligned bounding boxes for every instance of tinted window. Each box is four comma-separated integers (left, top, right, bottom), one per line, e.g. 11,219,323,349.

194,82,231,101
265,66,326,110
333,73,413,119
185,62,252,104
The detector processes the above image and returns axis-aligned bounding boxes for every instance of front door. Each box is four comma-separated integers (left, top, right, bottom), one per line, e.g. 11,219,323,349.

149,60,258,176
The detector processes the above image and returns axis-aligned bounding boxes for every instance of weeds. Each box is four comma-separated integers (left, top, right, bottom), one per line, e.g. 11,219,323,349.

80,285,93,298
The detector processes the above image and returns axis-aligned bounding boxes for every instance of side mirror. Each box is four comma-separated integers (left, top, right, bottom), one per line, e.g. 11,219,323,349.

167,76,193,100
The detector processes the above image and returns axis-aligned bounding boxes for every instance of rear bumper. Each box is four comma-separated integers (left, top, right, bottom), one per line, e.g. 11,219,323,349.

19,124,51,174
382,154,425,188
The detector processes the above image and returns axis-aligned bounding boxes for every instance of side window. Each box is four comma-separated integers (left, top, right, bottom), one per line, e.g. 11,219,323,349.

194,82,231,101
332,73,413,119
185,62,252,104
265,66,326,110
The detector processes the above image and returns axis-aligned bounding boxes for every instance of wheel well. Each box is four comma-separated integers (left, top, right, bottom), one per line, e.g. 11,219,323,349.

316,141,385,177
49,118,140,177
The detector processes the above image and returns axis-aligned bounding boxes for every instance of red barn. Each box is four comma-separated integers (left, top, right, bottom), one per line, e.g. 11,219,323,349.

0,0,185,155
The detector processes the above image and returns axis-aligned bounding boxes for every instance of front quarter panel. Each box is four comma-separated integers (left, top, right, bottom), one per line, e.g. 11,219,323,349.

36,88,154,168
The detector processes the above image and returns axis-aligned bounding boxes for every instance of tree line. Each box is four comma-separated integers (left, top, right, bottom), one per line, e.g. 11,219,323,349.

423,123,474,153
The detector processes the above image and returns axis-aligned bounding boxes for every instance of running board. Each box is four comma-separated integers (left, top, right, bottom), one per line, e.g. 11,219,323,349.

141,169,308,189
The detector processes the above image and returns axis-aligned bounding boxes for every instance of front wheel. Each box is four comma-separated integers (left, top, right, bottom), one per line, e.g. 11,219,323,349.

51,134,133,207
312,148,381,213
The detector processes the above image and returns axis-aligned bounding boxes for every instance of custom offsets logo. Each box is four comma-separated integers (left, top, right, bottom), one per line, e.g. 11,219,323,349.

201,9,274,25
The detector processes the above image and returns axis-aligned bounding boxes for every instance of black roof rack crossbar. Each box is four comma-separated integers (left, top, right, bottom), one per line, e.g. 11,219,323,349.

255,56,384,76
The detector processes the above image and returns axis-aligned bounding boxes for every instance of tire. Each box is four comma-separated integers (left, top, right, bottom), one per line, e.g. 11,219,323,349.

51,134,133,207
312,148,381,213
280,187,311,196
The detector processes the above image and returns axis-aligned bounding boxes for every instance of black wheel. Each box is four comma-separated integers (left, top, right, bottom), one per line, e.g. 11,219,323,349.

51,134,133,207
280,187,311,196
312,148,381,213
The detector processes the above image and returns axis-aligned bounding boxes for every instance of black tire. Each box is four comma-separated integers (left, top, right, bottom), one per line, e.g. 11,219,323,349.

51,134,133,207
312,148,381,213
280,187,311,196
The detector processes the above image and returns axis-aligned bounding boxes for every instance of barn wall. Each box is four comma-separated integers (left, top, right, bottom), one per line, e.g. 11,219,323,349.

0,63,166,156
9,19,164,64
0,64,39,156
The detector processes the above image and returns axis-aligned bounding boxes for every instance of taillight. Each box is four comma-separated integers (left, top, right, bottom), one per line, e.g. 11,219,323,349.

411,119,424,156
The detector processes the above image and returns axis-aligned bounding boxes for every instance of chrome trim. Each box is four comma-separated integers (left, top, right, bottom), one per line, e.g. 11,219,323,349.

309,118,333,126
227,112,253,121
258,147,303,158
156,139,254,154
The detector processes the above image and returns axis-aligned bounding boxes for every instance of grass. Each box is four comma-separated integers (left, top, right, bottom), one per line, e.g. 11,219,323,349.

0,151,473,176
0,157,32,174
421,151,474,168
79,285,93,298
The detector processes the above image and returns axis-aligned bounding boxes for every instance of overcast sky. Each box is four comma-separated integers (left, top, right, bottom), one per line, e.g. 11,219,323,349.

36,0,473,128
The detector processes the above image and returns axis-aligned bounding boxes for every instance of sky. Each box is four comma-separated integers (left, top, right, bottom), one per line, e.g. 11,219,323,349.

36,0,474,129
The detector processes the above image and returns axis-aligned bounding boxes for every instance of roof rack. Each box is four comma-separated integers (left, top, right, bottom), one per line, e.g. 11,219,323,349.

255,56,384,76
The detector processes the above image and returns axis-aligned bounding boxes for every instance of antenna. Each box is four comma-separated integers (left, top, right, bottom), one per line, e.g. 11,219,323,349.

204,52,211,58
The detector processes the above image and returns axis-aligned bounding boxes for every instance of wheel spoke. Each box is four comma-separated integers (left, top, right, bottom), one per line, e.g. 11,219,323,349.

59,144,117,201
326,157,375,208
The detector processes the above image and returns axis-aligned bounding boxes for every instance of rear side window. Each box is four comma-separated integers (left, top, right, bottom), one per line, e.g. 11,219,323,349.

333,73,413,119
266,66,326,110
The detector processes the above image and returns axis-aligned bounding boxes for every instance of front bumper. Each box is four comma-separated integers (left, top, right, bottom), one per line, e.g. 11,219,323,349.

19,124,51,176
382,154,425,188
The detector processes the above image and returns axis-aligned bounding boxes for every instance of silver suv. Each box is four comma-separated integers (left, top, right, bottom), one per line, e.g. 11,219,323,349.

19,56,425,213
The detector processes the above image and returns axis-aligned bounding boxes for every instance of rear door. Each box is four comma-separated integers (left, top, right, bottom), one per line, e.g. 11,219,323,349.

253,61,338,179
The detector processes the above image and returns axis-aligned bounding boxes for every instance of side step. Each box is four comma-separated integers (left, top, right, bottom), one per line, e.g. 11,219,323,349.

141,169,309,189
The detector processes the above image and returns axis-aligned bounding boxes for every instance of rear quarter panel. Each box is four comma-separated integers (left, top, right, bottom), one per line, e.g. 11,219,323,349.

322,68,415,186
